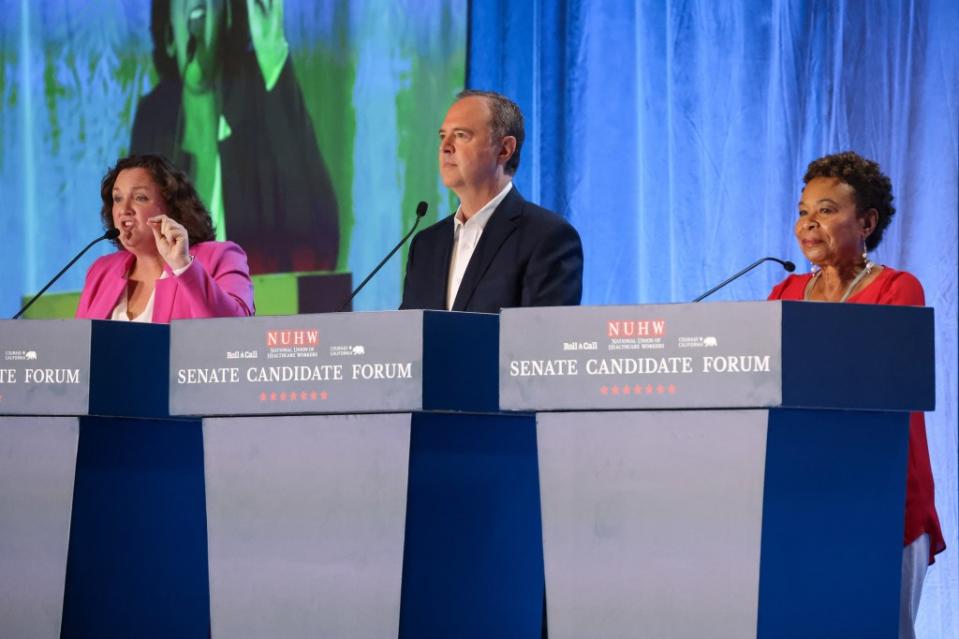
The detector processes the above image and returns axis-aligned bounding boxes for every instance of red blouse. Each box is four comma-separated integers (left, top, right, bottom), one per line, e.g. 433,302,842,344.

769,267,946,564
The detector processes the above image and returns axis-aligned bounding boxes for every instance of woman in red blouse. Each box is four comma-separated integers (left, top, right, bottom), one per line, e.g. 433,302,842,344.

768,151,945,639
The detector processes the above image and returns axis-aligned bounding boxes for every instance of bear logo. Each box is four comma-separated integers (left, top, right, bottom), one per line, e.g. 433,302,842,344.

703,337,718,347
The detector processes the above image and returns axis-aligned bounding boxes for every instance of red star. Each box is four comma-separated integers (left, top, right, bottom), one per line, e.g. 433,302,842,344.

310,391,318,400
656,384,665,394
623,385,631,395
280,392,287,401
634,385,643,394
668,384,676,394
611,385,620,395
270,392,277,401
646,384,654,394
289,391,297,401
300,391,308,400
600,386,609,395
320,391,329,400
259,392,267,401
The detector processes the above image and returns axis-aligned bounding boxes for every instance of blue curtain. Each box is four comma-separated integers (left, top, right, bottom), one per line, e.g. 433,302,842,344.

468,0,958,634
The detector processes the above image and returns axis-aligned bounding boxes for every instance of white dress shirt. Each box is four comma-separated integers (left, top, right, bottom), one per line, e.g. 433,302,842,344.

446,182,513,309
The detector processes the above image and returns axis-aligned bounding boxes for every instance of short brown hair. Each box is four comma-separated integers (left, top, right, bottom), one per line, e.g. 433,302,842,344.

100,154,216,248
456,89,525,175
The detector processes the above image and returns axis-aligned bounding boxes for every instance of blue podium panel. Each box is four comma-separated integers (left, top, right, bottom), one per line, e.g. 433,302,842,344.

60,416,209,639
202,413,411,639
756,409,907,638
399,412,545,639
536,409,908,639
0,416,78,639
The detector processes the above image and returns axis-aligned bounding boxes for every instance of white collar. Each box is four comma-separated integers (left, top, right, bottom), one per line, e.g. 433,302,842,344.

453,181,513,232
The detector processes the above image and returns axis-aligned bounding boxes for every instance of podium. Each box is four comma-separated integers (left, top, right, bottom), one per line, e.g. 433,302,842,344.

4,302,924,638
500,301,934,639
0,320,211,638
1,313,548,639
169,310,545,639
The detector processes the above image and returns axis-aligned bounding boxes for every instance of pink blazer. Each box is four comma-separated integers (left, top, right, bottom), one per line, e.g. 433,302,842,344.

76,241,255,323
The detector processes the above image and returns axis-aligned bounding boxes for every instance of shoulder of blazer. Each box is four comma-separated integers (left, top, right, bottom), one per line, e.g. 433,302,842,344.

504,190,578,237
189,240,246,265
415,214,456,240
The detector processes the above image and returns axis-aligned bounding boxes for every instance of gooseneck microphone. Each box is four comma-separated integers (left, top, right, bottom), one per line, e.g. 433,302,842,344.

691,256,795,302
13,228,121,319
338,201,429,312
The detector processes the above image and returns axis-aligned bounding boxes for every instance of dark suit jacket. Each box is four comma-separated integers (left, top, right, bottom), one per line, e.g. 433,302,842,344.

400,188,583,313
130,53,339,275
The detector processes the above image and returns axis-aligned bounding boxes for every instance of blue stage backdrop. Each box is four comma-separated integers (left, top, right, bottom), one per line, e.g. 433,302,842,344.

467,0,957,635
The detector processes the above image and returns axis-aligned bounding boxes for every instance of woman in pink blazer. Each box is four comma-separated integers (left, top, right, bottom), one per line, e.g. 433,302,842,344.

76,154,254,322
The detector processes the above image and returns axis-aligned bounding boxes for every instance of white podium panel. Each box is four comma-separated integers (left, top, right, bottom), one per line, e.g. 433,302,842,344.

537,410,768,639
202,413,411,639
0,416,79,638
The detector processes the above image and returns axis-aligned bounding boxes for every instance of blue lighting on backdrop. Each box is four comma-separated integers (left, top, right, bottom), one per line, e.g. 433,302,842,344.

468,1,957,634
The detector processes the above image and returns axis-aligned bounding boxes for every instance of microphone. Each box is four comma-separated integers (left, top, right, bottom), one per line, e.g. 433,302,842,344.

691,256,795,303
13,228,121,319
338,201,428,312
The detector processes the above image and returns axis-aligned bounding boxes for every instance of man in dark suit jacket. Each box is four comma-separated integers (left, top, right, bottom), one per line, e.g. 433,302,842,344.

400,90,583,313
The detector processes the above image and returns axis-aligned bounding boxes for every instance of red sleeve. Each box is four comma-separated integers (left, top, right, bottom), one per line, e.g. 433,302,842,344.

877,271,925,306
767,279,788,300
767,274,807,301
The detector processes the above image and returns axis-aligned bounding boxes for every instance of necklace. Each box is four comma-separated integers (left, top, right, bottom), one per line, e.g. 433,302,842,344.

803,261,876,302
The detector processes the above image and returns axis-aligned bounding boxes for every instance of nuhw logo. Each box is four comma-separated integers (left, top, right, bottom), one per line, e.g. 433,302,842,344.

607,319,666,338
266,329,319,348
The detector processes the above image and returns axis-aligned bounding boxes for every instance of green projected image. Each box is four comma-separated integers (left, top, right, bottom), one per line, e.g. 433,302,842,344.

0,0,467,317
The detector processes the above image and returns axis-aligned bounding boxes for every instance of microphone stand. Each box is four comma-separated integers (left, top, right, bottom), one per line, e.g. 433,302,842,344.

13,229,120,319
692,257,795,303
338,202,428,312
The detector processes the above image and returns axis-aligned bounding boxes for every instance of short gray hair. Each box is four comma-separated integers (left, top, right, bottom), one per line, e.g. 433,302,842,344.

456,89,525,175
